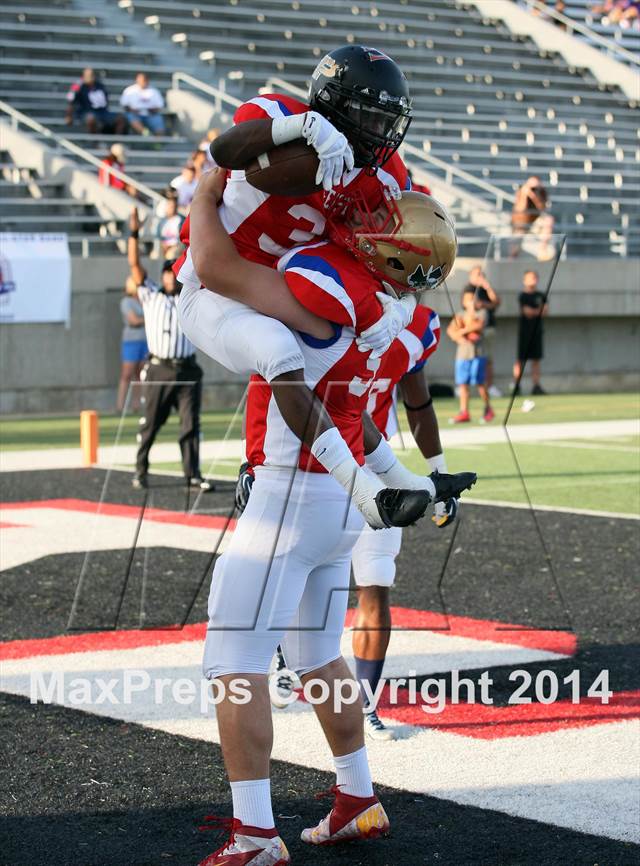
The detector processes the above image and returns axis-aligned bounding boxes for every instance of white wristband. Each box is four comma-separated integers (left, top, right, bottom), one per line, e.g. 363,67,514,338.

271,113,306,147
428,453,447,474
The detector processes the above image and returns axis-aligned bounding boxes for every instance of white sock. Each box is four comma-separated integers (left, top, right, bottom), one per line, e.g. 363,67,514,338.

230,778,274,829
334,746,374,798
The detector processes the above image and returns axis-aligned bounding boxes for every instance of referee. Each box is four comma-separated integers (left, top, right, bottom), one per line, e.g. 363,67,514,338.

127,207,212,491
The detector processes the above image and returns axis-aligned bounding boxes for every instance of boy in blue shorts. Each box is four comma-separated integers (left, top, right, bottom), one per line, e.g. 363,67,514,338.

447,287,494,423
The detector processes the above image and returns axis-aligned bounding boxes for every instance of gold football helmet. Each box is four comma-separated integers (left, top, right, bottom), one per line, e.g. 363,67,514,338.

330,190,457,293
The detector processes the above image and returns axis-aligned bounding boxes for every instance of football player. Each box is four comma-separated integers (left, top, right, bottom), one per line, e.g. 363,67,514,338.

195,190,476,866
177,46,419,530
268,306,456,741
350,325,457,740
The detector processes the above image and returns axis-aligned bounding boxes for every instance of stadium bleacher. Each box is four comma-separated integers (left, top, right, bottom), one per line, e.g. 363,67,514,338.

118,0,640,254
0,151,124,254
0,0,638,255
0,0,194,207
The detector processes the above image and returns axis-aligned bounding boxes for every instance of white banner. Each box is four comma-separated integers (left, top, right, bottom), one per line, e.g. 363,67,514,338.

0,233,71,324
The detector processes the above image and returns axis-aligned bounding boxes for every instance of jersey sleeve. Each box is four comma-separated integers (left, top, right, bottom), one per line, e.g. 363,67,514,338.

405,306,441,373
280,251,356,327
233,93,307,125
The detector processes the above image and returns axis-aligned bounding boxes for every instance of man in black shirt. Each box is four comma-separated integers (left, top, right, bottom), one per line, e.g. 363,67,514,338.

65,67,126,134
126,208,212,492
466,265,501,396
513,270,548,395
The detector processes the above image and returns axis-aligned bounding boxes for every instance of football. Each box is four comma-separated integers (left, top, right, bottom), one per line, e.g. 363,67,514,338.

244,139,322,196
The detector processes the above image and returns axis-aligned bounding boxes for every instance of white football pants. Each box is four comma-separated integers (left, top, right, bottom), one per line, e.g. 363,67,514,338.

351,523,403,588
203,466,365,679
177,282,305,383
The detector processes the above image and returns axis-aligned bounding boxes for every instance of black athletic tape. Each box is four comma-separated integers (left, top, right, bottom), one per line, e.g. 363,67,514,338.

403,396,433,412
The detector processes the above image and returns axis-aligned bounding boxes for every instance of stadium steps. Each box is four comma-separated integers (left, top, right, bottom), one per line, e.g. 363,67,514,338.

0,151,124,251
113,0,637,255
2,0,637,255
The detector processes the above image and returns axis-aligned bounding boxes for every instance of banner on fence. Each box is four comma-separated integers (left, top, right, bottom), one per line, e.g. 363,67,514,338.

0,233,71,324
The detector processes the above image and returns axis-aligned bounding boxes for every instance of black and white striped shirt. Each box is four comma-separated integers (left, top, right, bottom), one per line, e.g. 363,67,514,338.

137,278,194,360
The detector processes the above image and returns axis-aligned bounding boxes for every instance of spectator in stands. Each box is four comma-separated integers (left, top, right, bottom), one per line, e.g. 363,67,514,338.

534,0,567,26
118,263,148,413
170,161,198,210
199,128,221,168
511,175,555,260
591,0,637,25
466,265,501,397
120,73,166,136
591,0,616,19
447,287,494,424
513,270,549,395
157,191,185,262
98,144,127,190
191,148,209,180
65,68,125,134
605,0,640,27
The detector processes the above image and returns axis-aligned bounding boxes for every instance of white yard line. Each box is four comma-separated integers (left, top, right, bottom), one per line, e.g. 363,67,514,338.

465,497,640,520
2,419,638,473
537,440,639,453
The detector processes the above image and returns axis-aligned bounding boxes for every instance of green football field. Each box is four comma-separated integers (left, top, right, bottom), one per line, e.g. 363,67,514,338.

1,393,638,516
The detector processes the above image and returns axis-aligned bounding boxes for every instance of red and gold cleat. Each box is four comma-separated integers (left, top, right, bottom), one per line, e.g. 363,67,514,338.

301,786,390,846
198,817,290,866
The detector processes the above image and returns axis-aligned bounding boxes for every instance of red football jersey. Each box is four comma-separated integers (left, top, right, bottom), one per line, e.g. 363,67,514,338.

366,305,441,439
175,93,410,286
246,240,386,473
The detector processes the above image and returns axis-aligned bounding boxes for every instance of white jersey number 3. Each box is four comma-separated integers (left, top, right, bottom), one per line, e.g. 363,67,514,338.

258,204,326,257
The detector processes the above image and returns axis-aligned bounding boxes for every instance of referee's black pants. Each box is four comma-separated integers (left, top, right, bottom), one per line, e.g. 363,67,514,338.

135,356,203,479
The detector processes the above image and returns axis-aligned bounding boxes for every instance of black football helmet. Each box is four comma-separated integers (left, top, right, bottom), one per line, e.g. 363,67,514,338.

309,45,412,170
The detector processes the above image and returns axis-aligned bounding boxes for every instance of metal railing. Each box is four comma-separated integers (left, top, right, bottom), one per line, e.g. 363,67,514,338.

0,100,164,205
262,77,514,213
261,77,308,100
171,71,242,115
521,0,640,66
402,142,514,212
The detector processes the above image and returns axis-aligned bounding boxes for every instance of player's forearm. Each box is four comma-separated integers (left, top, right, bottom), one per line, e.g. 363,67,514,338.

190,173,332,339
400,372,443,460
362,411,383,455
234,263,333,339
210,119,278,169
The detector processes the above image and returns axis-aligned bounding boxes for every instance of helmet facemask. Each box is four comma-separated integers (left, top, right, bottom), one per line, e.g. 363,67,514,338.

317,85,412,169
327,190,456,294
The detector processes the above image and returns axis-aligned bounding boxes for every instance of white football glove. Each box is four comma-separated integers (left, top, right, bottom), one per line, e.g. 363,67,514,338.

235,461,255,514
433,497,458,528
356,292,417,358
301,111,354,191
